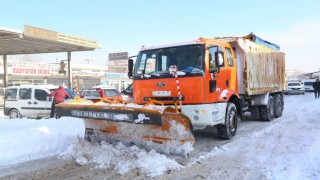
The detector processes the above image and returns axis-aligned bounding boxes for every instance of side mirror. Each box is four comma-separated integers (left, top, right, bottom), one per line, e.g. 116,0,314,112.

128,58,133,78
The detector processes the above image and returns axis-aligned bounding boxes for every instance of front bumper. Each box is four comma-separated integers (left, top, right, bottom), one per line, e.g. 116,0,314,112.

285,89,305,95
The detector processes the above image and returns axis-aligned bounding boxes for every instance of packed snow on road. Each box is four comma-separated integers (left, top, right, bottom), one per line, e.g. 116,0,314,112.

0,93,320,179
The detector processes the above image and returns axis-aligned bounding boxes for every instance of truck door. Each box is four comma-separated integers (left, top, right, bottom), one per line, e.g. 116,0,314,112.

224,47,237,92
208,45,237,100
208,46,229,94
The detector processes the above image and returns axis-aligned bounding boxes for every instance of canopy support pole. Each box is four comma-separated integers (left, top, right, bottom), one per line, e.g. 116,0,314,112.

3,55,8,87
67,51,72,89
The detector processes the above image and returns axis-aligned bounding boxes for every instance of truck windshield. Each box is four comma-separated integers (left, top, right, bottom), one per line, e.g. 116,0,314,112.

134,45,205,78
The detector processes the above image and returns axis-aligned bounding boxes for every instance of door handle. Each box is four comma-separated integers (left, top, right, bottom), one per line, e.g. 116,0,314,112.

28,102,32,105
33,102,38,105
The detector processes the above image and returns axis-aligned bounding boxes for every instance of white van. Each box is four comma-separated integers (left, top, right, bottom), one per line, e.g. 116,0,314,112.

3,85,58,118
302,79,316,92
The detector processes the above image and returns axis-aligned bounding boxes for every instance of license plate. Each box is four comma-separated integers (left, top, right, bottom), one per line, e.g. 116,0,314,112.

152,91,171,97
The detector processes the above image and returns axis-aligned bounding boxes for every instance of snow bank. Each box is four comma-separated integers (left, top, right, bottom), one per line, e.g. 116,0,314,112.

60,138,182,177
0,117,84,166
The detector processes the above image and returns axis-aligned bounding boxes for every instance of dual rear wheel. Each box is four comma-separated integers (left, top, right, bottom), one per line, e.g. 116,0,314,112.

218,93,284,139
249,94,283,121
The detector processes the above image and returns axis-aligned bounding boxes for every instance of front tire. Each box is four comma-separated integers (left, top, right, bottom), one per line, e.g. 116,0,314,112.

9,109,21,119
217,102,238,139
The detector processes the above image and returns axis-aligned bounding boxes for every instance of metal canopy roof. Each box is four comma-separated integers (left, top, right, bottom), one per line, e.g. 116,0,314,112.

0,25,100,55
0,25,100,88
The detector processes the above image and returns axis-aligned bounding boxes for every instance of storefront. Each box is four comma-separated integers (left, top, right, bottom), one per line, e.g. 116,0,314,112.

0,25,100,88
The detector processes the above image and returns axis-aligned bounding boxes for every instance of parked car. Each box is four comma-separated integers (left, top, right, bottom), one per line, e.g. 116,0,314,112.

4,85,58,118
80,85,122,103
285,82,305,95
121,83,133,102
302,79,316,92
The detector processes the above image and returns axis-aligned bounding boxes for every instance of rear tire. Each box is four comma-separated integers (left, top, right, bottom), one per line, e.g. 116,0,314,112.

9,109,21,119
248,106,261,120
217,102,238,139
274,94,283,118
260,96,275,121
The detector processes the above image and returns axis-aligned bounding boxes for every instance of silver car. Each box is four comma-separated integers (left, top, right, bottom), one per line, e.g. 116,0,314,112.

285,82,305,95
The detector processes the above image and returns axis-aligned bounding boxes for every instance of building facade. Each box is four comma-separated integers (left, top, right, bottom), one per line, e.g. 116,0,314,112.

0,60,132,91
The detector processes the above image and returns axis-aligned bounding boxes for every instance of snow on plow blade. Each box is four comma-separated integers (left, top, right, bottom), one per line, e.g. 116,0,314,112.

55,100,195,155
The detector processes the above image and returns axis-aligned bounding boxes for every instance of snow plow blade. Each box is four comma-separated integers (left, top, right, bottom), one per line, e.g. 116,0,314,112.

56,99,195,154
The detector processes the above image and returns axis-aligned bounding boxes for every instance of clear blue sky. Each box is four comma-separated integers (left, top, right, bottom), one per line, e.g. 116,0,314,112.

1,0,320,72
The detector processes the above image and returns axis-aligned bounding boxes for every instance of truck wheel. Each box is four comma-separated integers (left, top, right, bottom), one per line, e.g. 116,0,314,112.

248,106,261,120
260,96,275,121
9,109,21,119
274,94,283,118
217,102,238,139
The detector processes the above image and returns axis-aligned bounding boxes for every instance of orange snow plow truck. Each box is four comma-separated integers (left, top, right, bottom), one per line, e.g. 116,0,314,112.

56,33,285,149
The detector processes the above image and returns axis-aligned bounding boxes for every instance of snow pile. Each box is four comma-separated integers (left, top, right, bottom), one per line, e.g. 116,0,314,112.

60,137,182,177
0,117,84,166
0,114,186,177
141,141,193,156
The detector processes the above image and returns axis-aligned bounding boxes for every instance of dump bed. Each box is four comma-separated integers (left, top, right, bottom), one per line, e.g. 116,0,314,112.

218,35,285,96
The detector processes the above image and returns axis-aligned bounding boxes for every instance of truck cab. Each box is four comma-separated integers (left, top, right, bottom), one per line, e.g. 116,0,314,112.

130,38,237,105
128,38,239,138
